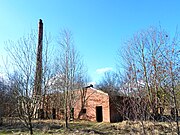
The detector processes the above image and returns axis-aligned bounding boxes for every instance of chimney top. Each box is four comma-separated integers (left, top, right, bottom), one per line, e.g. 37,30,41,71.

39,19,43,24
85,84,93,88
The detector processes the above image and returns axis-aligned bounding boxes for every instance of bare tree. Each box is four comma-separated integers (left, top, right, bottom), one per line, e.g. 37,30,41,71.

118,26,180,134
161,31,180,134
52,29,87,129
0,76,17,126
5,32,37,134
96,71,121,93
5,27,52,134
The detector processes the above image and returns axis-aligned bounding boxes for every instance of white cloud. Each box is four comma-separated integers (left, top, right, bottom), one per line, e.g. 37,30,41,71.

96,67,113,75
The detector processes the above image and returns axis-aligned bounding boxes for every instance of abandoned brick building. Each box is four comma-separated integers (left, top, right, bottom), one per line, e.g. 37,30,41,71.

73,86,110,122
42,85,148,123
43,86,110,122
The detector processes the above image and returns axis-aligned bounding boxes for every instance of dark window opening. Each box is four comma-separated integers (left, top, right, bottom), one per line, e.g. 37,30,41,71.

82,108,86,114
52,108,56,119
38,109,44,119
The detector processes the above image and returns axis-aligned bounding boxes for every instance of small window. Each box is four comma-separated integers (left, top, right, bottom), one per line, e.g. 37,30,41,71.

60,109,64,114
82,108,86,114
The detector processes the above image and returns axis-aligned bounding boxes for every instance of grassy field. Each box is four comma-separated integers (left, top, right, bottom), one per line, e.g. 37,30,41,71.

0,119,179,135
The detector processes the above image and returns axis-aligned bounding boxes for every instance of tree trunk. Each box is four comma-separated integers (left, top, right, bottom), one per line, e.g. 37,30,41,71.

28,114,33,135
64,90,68,129
65,116,68,129
30,127,33,135
0,117,2,126
172,89,180,134
29,122,33,135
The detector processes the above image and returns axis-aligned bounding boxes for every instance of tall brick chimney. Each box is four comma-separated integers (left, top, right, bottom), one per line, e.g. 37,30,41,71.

34,19,43,95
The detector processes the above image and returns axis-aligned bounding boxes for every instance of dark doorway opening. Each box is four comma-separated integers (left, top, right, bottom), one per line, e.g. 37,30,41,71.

96,106,103,122
38,109,44,119
52,108,56,119
70,108,74,121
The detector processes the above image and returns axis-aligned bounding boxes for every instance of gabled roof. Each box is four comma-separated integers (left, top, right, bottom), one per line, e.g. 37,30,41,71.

87,87,108,96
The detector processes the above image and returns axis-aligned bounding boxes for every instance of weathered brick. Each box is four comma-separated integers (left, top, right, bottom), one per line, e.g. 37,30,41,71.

73,87,110,122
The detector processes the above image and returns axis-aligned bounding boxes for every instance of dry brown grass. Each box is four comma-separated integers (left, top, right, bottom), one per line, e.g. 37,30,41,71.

0,119,179,134
111,120,179,135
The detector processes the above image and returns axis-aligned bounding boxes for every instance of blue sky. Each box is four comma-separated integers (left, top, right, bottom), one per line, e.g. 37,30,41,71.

0,0,180,83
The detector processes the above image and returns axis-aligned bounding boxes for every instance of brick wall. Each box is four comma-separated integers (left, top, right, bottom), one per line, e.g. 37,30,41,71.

73,87,110,122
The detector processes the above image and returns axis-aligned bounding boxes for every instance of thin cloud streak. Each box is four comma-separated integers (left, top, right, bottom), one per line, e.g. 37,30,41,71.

96,67,113,75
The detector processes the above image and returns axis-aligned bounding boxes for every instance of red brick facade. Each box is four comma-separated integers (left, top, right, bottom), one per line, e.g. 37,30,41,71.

43,87,138,122
41,87,150,122
73,87,110,122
